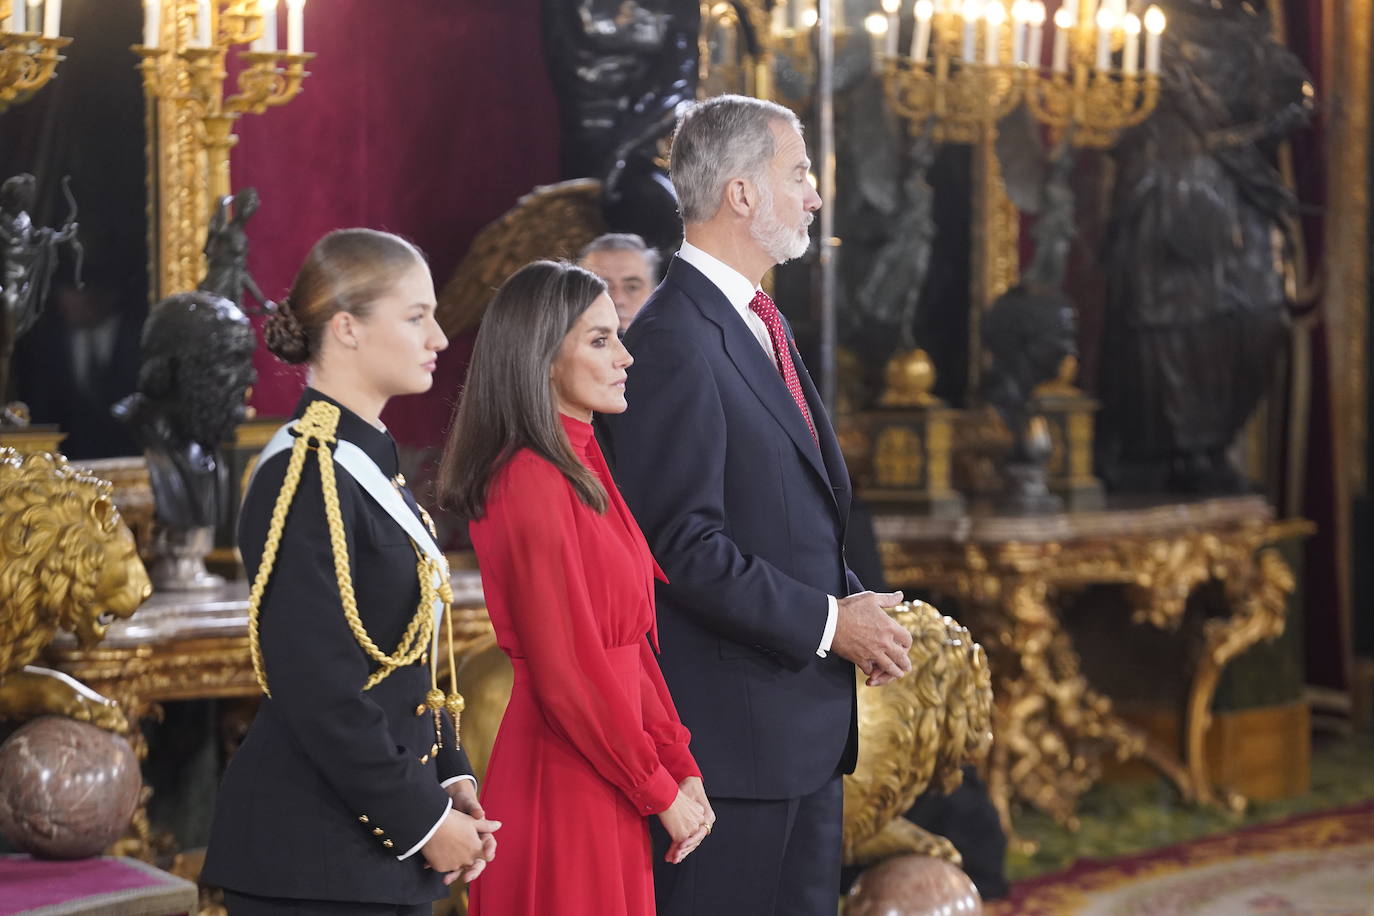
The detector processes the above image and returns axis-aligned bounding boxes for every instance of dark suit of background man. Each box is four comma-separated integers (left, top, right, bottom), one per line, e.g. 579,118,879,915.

598,94,915,916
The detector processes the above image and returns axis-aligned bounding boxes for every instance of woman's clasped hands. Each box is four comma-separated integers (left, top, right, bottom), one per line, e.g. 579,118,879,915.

660,776,715,865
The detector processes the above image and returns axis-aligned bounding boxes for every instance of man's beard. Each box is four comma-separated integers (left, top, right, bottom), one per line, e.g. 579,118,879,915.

750,185,812,265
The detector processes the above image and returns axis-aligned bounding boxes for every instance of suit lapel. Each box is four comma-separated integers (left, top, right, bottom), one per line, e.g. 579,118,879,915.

665,259,835,506
792,340,853,533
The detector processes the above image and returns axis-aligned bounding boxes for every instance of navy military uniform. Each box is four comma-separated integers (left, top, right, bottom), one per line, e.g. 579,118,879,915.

204,390,474,914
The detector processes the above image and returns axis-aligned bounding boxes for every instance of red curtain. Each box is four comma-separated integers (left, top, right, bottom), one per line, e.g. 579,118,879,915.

231,0,560,449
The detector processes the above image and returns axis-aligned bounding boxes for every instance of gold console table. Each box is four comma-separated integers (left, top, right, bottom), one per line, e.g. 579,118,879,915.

875,495,1312,835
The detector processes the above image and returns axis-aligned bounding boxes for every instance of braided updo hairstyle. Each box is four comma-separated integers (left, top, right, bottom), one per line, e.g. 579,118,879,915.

263,228,427,365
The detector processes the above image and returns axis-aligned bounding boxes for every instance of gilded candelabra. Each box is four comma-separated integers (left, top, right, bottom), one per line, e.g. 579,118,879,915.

877,0,1163,391
134,0,312,300
0,0,71,113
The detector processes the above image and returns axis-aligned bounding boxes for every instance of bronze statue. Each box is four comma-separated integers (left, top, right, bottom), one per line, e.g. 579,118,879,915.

541,0,699,251
1023,130,1076,292
981,286,1078,512
199,187,268,313
0,449,150,733
1098,0,1313,493
859,119,940,352
112,293,255,587
0,174,81,425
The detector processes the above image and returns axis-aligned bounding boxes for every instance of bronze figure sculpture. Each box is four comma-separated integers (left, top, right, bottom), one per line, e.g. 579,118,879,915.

113,292,256,589
1098,0,1314,493
199,187,268,313
0,173,81,425
541,0,699,251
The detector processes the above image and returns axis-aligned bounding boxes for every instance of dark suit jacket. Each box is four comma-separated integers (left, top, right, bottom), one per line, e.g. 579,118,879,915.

598,256,863,801
202,390,472,905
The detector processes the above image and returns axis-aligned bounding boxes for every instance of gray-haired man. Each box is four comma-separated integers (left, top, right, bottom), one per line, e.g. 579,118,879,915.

578,232,661,334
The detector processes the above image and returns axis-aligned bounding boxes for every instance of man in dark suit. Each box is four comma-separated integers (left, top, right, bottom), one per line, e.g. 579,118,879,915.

598,94,914,916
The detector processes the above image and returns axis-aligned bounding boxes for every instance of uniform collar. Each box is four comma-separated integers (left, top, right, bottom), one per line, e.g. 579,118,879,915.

292,387,400,478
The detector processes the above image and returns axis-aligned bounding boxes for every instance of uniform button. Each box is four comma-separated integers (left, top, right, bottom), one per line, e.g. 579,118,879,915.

420,754,430,764
383,839,394,849
372,828,384,836
359,815,369,824
415,704,426,716
431,744,439,757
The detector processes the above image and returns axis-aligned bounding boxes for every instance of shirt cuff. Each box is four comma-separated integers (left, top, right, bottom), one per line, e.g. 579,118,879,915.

817,594,838,657
397,799,451,861
440,774,477,791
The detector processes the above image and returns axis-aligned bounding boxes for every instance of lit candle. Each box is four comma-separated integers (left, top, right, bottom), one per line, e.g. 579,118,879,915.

1121,11,1139,74
911,0,933,59
142,0,159,47
255,0,277,52
8,0,24,31
1010,0,1027,63
832,0,845,31
881,0,900,56
25,0,39,34
772,0,787,35
1051,6,1071,72
1143,4,1163,72
1062,0,1078,24
961,0,981,60
1094,7,1114,70
984,2,1005,65
194,0,211,47
800,3,818,29
286,0,304,53
42,0,60,36
1027,1,1045,66
864,12,888,68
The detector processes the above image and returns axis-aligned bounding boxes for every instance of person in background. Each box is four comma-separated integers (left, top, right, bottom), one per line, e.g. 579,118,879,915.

578,232,661,334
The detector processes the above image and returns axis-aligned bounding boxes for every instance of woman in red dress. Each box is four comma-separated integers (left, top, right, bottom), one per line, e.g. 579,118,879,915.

439,261,712,915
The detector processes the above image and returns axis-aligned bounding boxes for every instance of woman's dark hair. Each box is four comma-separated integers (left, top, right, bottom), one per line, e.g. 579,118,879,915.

438,260,609,521
263,228,426,364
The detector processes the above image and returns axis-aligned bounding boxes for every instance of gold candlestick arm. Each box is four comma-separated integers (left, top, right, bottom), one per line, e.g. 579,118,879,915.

0,35,73,112
227,51,314,116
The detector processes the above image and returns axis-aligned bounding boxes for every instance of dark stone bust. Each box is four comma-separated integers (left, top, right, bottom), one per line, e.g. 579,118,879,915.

113,292,256,531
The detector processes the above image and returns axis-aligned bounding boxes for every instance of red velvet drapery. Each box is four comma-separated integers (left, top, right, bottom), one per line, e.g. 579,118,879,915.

231,0,560,449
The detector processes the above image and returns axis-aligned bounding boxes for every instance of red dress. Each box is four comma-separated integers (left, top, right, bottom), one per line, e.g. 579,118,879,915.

467,415,700,916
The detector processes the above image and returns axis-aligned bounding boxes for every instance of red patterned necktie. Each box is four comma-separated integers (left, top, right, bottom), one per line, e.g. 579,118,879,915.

749,289,817,442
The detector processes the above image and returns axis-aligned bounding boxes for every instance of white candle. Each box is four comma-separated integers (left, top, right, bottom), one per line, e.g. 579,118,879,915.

832,0,845,31
1010,0,1026,62
1143,4,1163,72
1062,0,1077,24
961,0,980,60
25,0,39,34
772,1,787,35
984,2,1005,65
1027,1,1045,65
42,0,59,36
194,0,211,47
1051,6,1071,71
142,0,159,47
800,2,818,29
864,12,887,68
255,0,276,51
286,0,304,53
1121,12,1139,74
1094,8,1113,70
881,0,900,56
9,0,25,31
911,0,933,59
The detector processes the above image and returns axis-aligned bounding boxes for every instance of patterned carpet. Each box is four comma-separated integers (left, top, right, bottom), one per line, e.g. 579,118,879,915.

985,801,1374,915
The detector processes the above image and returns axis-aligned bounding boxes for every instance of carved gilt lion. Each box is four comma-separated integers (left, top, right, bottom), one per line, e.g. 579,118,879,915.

0,449,152,732
842,600,994,867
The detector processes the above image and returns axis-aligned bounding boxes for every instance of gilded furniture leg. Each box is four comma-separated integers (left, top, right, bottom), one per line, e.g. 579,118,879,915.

1184,547,1296,810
